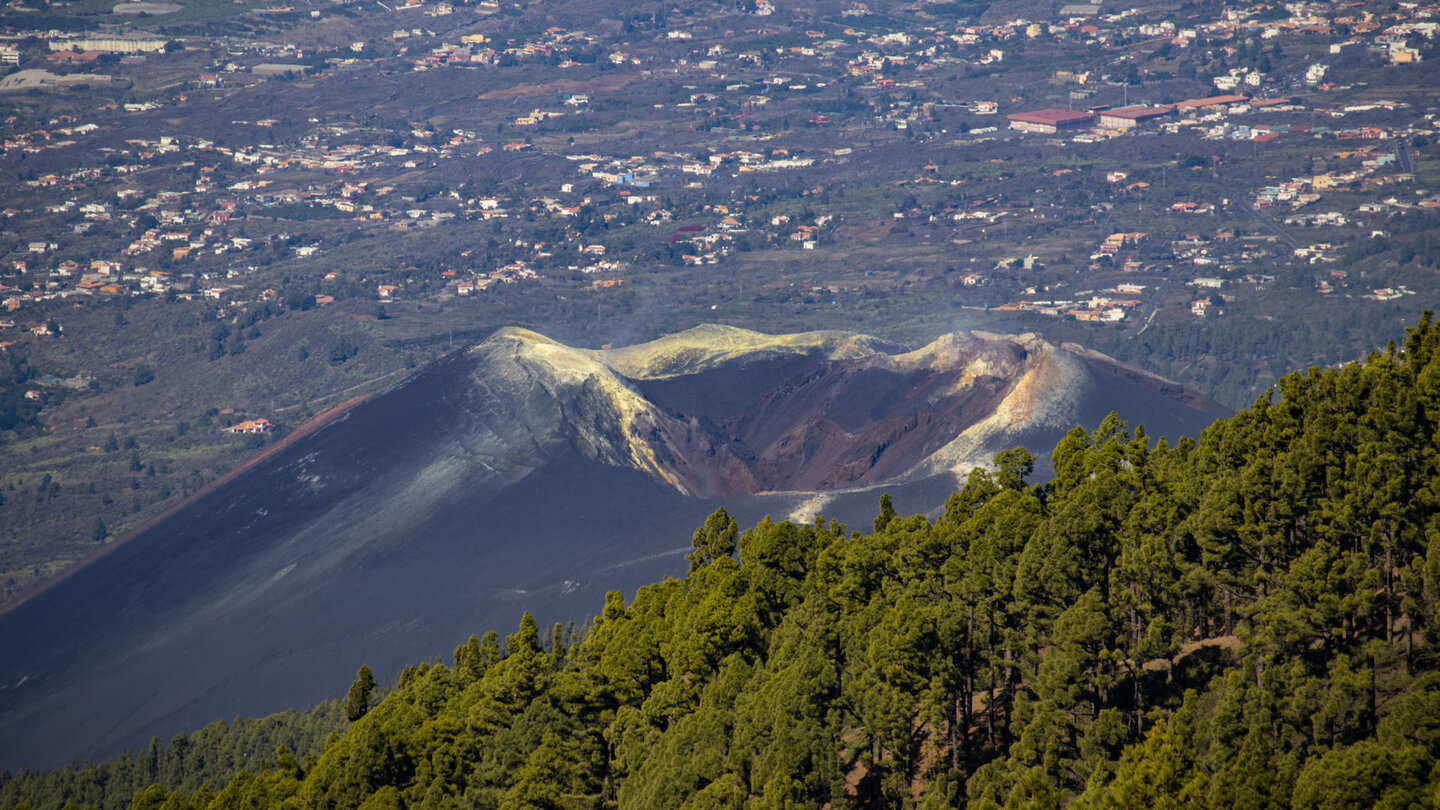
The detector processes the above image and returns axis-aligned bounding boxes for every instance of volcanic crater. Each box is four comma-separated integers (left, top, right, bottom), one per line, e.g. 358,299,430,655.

484,324,1227,496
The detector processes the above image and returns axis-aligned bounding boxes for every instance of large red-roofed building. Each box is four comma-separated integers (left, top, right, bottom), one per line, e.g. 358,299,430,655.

1098,105,1174,129
1173,94,1250,110
1006,109,1096,133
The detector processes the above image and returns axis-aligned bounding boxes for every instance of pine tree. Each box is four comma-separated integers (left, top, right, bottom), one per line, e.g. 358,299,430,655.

873,493,898,533
344,665,376,722
687,508,738,574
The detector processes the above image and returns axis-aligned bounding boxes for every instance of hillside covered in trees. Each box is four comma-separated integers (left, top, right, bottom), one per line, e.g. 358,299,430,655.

13,313,1440,809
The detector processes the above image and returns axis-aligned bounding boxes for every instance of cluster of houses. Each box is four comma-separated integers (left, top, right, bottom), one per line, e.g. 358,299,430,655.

1,118,100,158
999,280,1151,323
569,147,817,193
1007,95,1302,140
408,26,600,70
1252,144,1422,213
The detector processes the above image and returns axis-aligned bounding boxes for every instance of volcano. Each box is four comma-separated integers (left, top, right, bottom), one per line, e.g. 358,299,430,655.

0,326,1228,770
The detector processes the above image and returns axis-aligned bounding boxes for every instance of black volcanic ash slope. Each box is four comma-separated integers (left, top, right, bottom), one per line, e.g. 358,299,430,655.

0,326,1227,770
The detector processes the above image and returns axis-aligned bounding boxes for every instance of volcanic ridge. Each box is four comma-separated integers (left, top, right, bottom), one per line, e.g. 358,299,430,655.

471,324,1225,494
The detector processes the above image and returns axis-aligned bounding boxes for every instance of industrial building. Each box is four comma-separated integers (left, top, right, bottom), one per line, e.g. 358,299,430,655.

1098,105,1174,129
1006,108,1096,134
1172,94,1250,111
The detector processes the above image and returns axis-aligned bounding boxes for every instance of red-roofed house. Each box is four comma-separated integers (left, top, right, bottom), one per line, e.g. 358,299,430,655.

226,419,272,434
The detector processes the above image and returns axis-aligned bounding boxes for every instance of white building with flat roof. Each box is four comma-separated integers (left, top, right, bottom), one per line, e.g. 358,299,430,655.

49,36,166,54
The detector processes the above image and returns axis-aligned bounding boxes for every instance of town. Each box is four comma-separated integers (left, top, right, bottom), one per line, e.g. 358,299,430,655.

0,0,1437,600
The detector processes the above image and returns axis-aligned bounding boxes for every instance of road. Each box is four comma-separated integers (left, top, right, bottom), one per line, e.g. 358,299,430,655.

1125,273,1178,338
1236,198,1302,251
1397,139,1415,173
